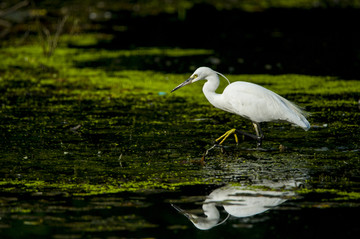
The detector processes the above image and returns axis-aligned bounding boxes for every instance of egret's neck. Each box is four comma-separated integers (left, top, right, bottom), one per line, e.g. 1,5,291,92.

190,203,220,230
202,74,221,107
203,202,220,219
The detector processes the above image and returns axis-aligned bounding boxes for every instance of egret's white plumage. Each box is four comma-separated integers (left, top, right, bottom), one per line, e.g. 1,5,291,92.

171,67,310,146
172,180,297,230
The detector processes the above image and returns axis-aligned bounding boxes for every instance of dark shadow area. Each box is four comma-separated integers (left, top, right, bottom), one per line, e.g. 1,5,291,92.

75,4,360,77
73,54,215,73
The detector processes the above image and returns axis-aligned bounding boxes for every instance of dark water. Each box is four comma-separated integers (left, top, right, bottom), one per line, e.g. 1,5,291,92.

1,183,360,238
0,190,359,239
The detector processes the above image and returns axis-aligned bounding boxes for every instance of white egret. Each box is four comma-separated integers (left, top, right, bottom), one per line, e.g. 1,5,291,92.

172,180,297,230
171,67,310,147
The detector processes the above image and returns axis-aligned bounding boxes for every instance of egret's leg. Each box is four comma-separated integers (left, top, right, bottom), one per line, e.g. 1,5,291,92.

215,124,264,147
215,128,239,145
234,129,259,141
252,122,264,147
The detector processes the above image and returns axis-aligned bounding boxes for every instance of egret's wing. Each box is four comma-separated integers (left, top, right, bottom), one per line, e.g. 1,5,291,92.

221,82,310,129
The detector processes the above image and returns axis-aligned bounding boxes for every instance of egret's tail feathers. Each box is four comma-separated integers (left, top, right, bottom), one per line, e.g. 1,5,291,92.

277,95,311,131
291,105,310,131
298,117,311,131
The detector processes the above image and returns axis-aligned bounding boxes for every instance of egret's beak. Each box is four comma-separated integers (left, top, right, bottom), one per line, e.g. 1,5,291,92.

171,78,192,93
171,204,194,220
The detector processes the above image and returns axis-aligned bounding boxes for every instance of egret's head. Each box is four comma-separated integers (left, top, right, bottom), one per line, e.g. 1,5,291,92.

171,67,215,93
171,203,223,230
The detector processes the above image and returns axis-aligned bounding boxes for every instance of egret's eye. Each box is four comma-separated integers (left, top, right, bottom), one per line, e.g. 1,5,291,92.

191,74,198,79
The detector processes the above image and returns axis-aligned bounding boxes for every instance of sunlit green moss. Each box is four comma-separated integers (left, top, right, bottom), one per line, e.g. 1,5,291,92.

0,178,209,196
1,44,359,102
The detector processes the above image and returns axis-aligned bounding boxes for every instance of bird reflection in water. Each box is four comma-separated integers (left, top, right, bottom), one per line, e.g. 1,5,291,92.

172,180,301,230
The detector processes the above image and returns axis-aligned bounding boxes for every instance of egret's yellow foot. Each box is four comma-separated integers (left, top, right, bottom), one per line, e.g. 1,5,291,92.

215,129,239,145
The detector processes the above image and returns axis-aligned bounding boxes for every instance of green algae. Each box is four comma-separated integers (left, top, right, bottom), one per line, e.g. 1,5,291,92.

0,178,207,196
0,41,360,199
298,188,360,202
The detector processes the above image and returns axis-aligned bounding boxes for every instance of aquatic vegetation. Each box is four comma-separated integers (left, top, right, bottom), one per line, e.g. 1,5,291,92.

0,42,359,199
0,38,359,239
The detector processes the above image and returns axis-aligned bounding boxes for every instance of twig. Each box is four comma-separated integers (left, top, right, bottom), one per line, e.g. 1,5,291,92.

201,144,225,163
118,153,123,167
50,15,68,56
37,15,69,57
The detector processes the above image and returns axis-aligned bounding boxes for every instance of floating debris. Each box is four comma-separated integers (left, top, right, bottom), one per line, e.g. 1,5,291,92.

70,124,82,132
